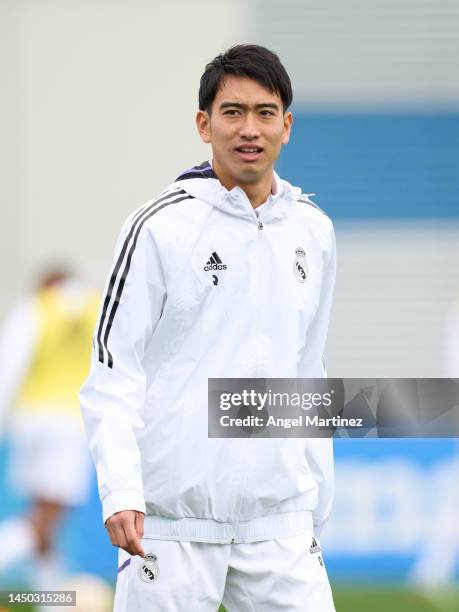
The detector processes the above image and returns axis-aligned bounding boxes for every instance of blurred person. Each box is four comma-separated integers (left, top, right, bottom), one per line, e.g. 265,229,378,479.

0,268,99,593
81,44,336,611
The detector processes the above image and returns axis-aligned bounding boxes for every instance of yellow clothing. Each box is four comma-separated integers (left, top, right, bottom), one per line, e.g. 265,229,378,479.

16,286,99,415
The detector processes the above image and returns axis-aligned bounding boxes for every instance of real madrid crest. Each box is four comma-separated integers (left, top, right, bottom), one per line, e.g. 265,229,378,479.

294,247,307,283
139,552,160,583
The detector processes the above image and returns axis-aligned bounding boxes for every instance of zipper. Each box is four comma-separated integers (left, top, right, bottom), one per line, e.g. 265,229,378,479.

231,217,264,543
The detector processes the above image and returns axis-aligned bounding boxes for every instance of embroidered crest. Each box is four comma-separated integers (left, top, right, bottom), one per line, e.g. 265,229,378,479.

294,247,307,283
139,553,160,583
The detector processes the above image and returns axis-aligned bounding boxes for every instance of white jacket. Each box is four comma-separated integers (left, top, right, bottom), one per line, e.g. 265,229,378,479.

80,161,336,543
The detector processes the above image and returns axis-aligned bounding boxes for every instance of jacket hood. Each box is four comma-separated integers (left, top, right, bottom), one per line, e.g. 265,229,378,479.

172,160,304,222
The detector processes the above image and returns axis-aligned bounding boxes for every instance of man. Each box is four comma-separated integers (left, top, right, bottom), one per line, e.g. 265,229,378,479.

0,269,98,598
80,44,336,611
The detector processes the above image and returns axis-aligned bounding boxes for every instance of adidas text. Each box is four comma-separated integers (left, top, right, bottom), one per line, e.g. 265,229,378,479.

204,263,227,271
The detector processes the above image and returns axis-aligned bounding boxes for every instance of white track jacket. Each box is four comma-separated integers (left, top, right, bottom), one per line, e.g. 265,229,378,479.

80,161,336,543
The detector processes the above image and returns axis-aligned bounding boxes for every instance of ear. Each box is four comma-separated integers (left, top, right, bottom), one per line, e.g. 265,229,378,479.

281,111,293,145
196,110,212,144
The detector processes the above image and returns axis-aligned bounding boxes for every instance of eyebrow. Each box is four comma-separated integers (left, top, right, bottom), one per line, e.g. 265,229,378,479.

219,102,280,111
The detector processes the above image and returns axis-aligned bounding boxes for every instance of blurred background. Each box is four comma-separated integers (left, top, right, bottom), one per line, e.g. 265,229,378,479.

1,0,458,611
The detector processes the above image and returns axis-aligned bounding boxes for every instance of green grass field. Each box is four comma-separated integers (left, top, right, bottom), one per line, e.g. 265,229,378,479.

215,587,459,612
332,587,459,612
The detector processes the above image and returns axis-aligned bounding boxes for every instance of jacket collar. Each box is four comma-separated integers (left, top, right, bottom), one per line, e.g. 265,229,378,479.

173,160,302,222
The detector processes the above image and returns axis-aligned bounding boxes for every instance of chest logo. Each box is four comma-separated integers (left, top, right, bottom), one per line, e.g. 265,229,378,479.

139,553,160,583
204,251,227,272
204,251,227,286
294,247,307,283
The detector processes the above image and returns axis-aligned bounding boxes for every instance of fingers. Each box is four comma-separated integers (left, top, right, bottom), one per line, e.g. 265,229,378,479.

105,512,127,550
123,518,145,558
135,511,145,540
105,510,145,557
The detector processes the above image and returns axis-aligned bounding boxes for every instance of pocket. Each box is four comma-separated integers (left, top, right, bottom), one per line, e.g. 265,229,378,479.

170,272,213,326
160,273,213,356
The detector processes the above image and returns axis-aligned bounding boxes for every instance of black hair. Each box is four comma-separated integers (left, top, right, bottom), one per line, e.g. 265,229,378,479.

199,44,293,113
36,263,74,290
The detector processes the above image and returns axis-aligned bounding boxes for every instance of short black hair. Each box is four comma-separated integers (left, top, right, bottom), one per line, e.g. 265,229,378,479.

199,44,293,113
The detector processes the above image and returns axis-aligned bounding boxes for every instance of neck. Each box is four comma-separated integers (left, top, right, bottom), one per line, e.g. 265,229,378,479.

240,180,273,209
212,161,274,208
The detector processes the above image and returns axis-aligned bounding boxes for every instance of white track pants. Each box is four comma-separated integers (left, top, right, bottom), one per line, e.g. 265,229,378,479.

113,535,335,612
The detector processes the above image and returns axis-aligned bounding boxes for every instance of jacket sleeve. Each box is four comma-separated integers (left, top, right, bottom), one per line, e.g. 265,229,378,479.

298,219,336,537
79,215,166,524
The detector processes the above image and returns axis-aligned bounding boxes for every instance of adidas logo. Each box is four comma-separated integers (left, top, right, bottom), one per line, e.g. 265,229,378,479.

204,251,227,272
310,537,321,554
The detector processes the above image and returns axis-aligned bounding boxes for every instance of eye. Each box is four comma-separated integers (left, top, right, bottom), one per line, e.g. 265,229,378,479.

260,109,275,116
223,109,240,116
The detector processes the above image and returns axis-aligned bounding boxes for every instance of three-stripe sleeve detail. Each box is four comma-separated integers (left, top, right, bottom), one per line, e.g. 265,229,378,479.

96,189,193,368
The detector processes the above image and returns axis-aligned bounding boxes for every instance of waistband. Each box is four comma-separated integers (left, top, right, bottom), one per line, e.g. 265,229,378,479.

143,510,313,543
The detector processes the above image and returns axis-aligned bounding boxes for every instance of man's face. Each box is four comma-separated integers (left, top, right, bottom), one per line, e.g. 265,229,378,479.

196,75,292,190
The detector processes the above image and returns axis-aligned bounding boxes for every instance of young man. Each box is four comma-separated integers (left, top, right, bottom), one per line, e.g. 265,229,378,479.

80,44,336,611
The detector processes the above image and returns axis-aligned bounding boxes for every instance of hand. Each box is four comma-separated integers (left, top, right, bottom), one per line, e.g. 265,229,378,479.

105,510,145,557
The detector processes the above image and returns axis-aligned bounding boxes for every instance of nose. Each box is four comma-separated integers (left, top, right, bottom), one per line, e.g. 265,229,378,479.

239,112,260,140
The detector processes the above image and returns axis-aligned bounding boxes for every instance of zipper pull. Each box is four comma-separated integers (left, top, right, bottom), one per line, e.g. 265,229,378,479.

258,221,263,238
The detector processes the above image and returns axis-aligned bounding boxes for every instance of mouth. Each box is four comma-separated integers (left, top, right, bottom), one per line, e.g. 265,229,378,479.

234,145,264,162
